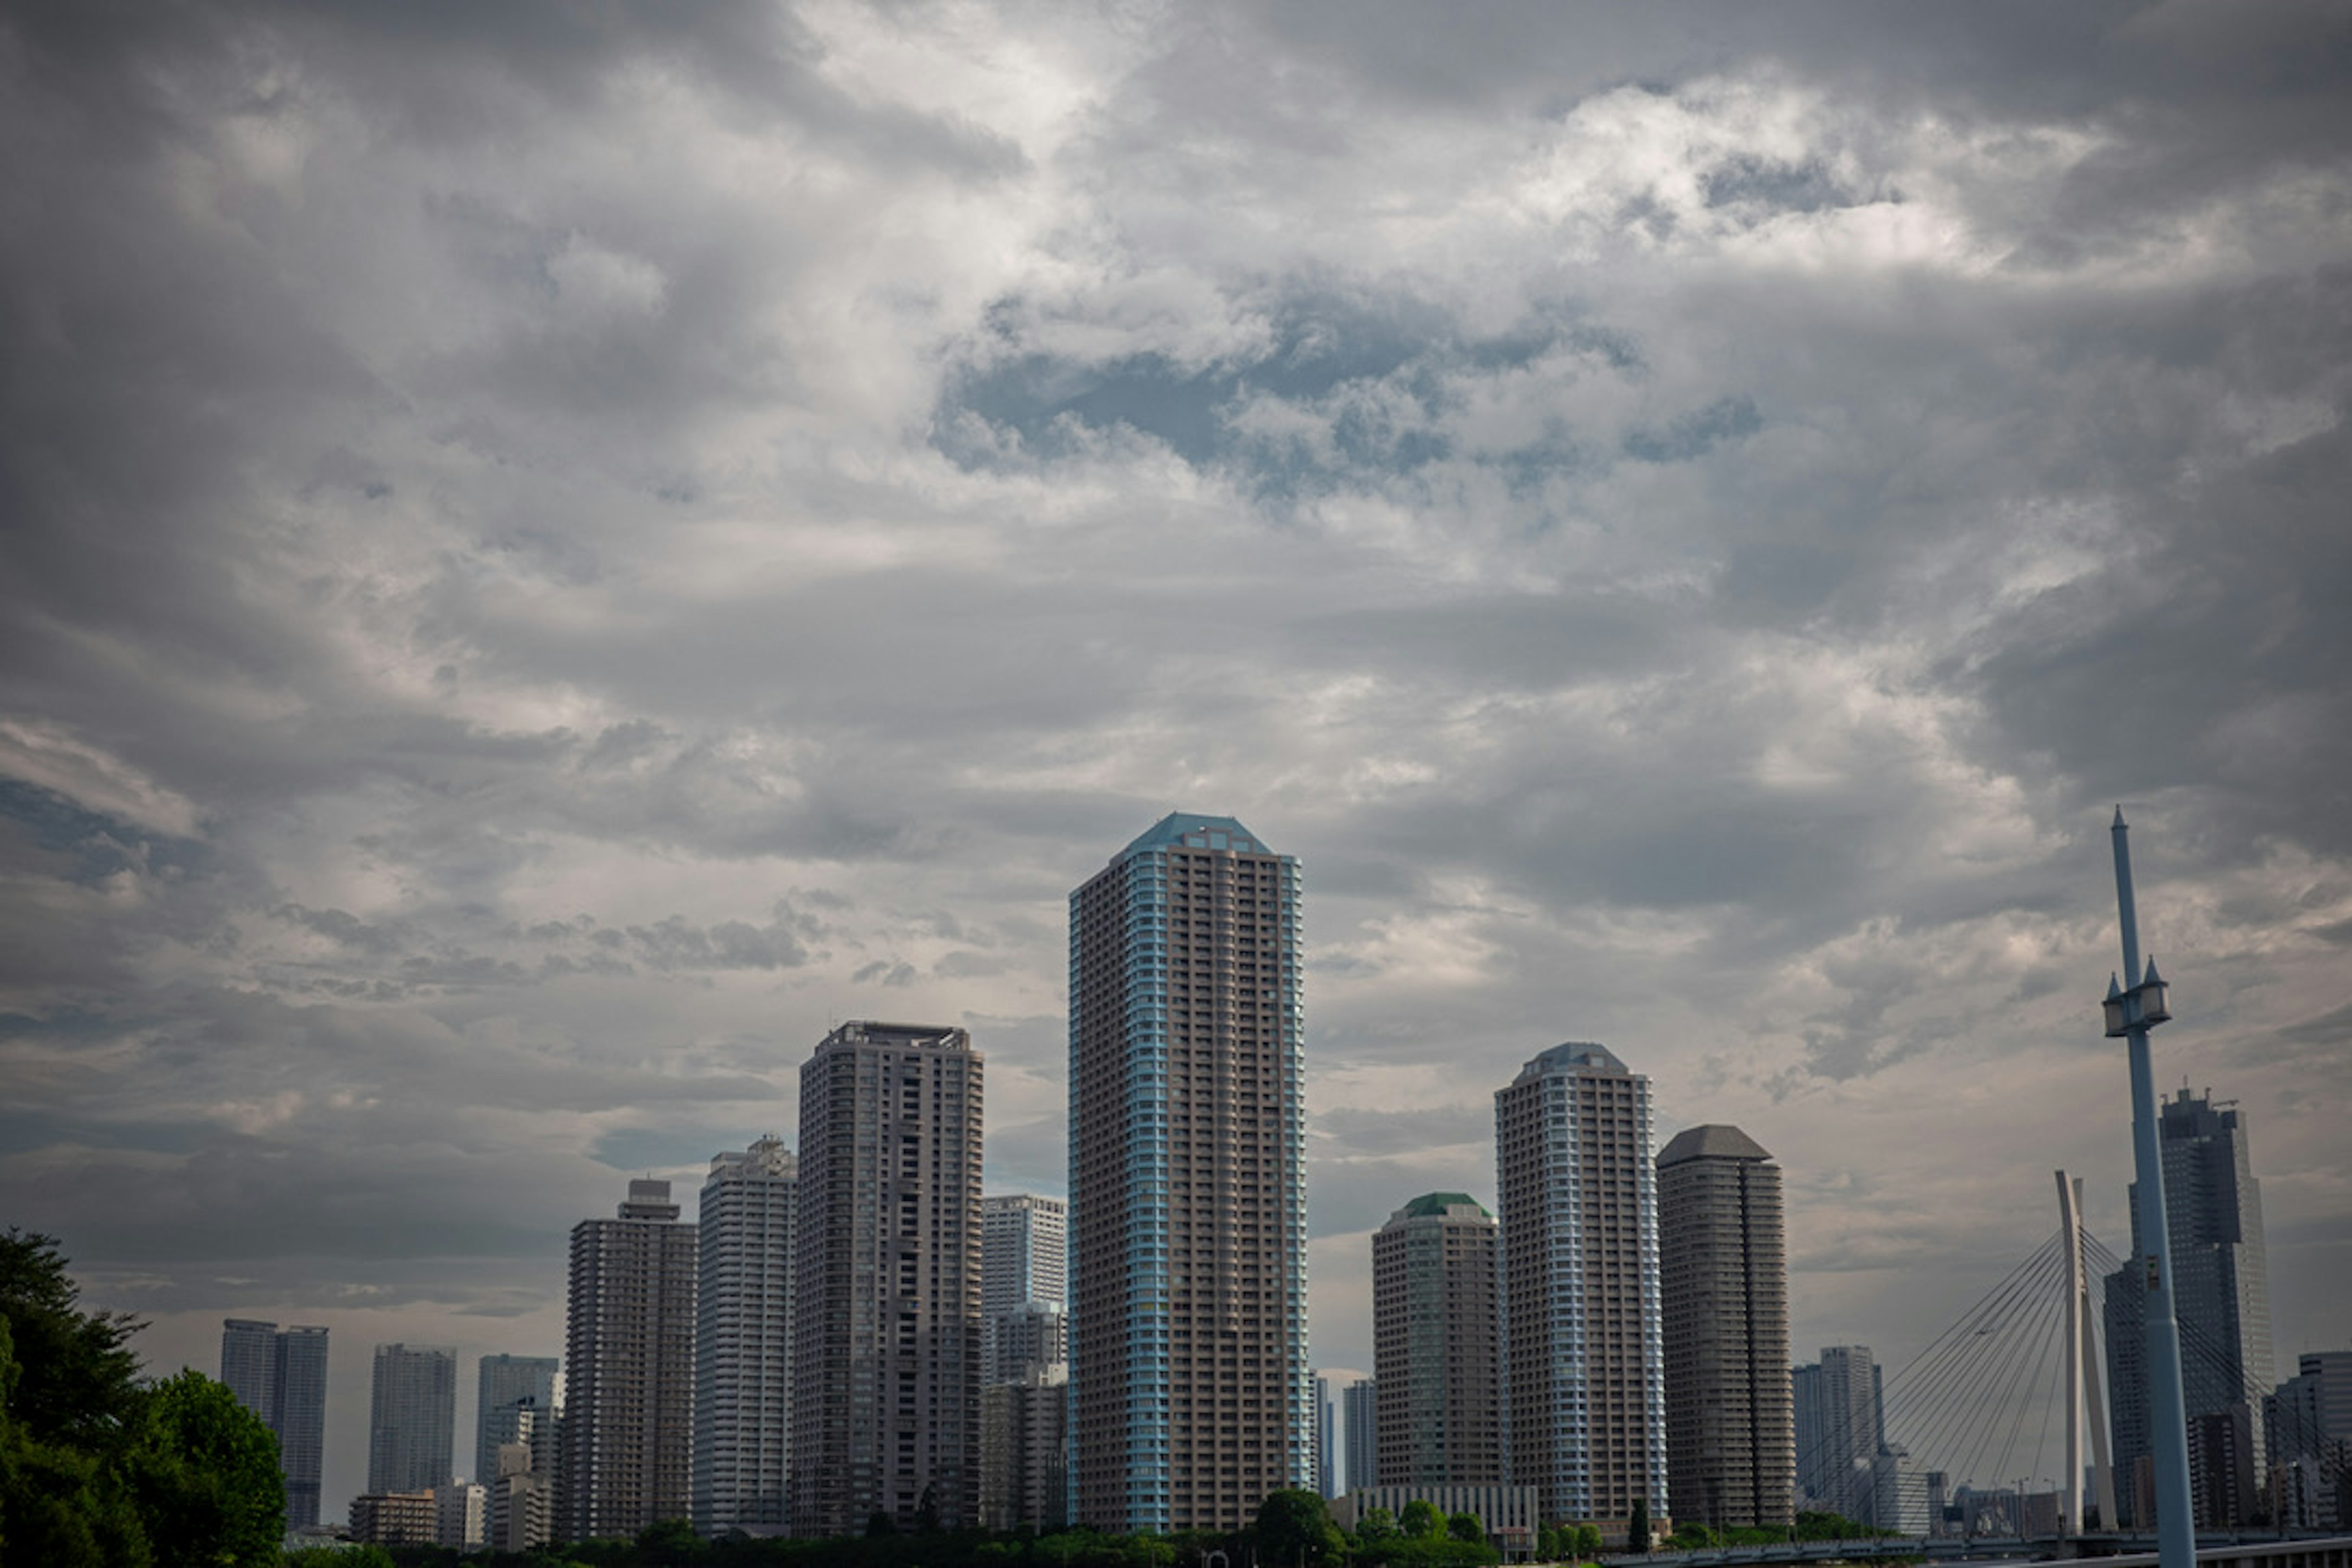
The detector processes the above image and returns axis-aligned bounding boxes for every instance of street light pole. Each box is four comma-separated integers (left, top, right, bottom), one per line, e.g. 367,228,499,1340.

2103,809,2195,1568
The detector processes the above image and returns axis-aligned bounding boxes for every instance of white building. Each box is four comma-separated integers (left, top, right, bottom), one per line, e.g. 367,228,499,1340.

694,1136,797,1535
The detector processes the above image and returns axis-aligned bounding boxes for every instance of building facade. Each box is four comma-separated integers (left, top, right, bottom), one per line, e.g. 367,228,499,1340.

2267,1351,2352,1529
1656,1126,1793,1530
475,1354,558,1490
1494,1042,1666,1537
791,1021,983,1537
982,1194,1068,1384
369,1343,457,1495
560,1178,698,1541
695,1136,798,1535
981,1367,1069,1531
220,1319,329,1529
2103,1087,2276,1528
1373,1193,1501,1488
1793,1346,1883,1521
1068,813,1310,1533
1343,1378,1380,1494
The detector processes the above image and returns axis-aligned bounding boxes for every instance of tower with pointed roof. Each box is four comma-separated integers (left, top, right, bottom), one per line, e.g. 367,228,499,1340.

1657,1125,1793,1530
1068,813,1309,1533
1494,1042,1667,1537
1374,1193,1501,1487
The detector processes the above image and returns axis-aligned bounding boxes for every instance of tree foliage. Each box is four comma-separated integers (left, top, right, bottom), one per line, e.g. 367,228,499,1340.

1399,1499,1442,1539
1445,1512,1482,1544
1254,1488,1348,1567
0,1231,283,1568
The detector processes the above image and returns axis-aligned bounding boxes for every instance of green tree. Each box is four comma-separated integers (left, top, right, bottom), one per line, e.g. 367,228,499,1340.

130,1368,284,1568
1399,1499,1442,1540
0,1229,146,1450
1627,1499,1650,1551
1570,1523,1603,1559
1446,1512,1483,1544
1356,1506,1398,1545
1256,1488,1347,1567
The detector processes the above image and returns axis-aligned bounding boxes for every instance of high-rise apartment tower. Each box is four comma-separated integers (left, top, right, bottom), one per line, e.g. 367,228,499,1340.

219,1319,328,1529
1494,1042,1665,1536
2104,1087,2275,1528
791,1022,982,1536
1343,1378,1379,1493
1373,1193,1501,1488
982,1194,1067,1382
696,1136,797,1534
475,1354,558,1490
1068,813,1310,1533
1793,1346,1883,1521
1656,1125,1793,1530
369,1343,457,1495
559,1178,697,1540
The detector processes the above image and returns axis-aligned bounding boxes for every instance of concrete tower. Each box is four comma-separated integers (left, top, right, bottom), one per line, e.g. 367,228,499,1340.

220,1319,328,1529
369,1343,457,1494
1068,813,1310,1534
1494,1042,1665,1538
695,1136,797,1534
791,1022,982,1537
982,1194,1067,1382
2105,1087,2276,1528
1656,1125,1793,1531
1793,1346,1883,1521
1373,1193,1501,1488
475,1355,558,1491
560,1178,697,1541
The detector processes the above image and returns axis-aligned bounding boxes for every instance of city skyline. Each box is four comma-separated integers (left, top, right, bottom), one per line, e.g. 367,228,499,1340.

6,0,2350,1532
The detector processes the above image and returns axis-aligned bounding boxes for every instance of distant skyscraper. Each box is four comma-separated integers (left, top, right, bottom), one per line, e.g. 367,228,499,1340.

220,1319,328,1529
369,1343,457,1494
695,1136,797,1535
1495,1042,1665,1536
2266,1352,2352,1529
475,1354,558,1490
1657,1126,1794,1530
1315,1373,1336,1498
791,1021,982,1537
982,1194,1067,1382
1343,1378,1379,1493
1373,1193,1501,1488
560,1177,697,1541
2103,1087,2276,1528
1068,813,1310,1534
1793,1346,1883,1521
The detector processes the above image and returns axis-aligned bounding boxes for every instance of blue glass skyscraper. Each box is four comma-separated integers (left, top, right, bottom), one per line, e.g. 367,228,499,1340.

1068,813,1308,1533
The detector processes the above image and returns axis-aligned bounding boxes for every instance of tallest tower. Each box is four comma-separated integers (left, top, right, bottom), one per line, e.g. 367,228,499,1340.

1069,813,1309,1533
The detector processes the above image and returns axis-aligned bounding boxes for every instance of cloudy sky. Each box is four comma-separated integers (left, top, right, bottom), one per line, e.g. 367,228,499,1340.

4,0,2349,1519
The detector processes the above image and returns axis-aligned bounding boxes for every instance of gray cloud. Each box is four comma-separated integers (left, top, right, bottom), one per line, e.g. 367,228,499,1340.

2,0,2348,1521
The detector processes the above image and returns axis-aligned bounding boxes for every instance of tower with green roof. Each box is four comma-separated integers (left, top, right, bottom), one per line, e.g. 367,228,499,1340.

1373,1193,1501,1487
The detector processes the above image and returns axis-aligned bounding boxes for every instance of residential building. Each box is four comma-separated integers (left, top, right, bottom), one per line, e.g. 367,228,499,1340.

1656,1125,1794,1530
2103,1087,2276,1528
2267,1352,2352,1529
219,1319,328,1529
1494,1042,1665,1537
475,1354,558,1488
488,1411,554,1553
984,1194,1067,1382
1373,1193,1501,1488
981,1366,1069,1531
434,1481,486,1550
1793,1346,1883,1520
791,1021,983,1537
369,1344,457,1495
1068,813,1310,1533
1315,1373,1336,1498
559,1178,698,1541
695,1136,797,1535
1344,1378,1379,1493
349,1491,438,1545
